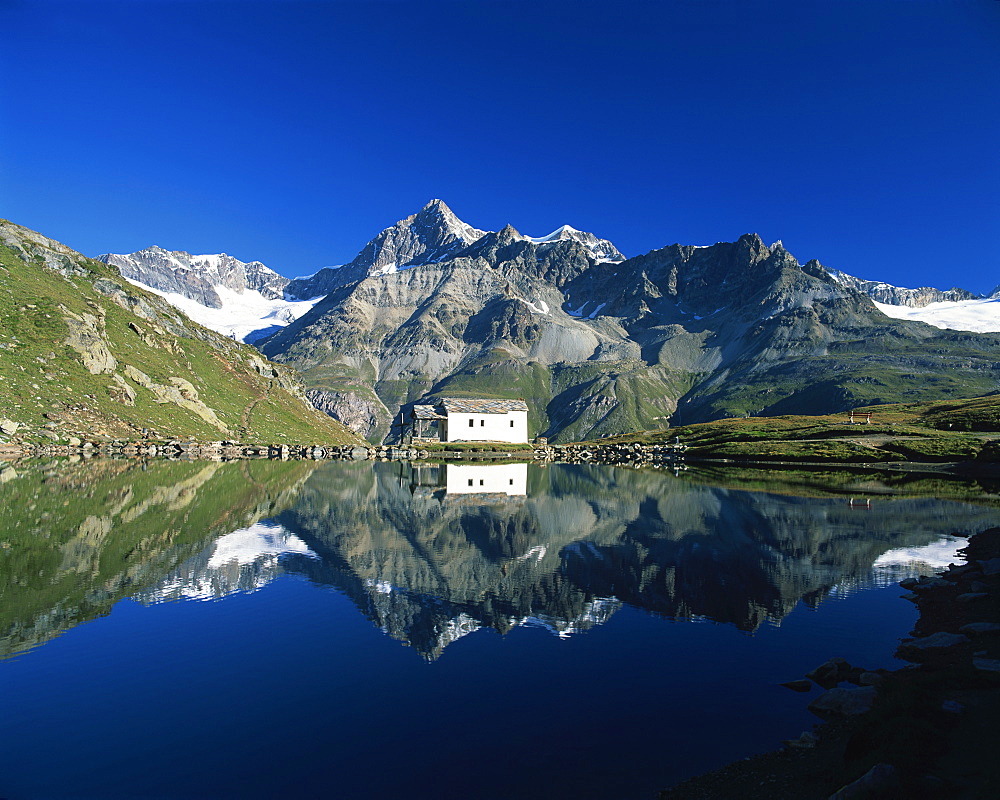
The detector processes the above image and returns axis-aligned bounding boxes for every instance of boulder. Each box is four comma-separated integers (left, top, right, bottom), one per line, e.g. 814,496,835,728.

0,419,19,435
972,657,1000,673
959,622,1000,635
808,686,877,718
806,657,851,688
978,558,1000,576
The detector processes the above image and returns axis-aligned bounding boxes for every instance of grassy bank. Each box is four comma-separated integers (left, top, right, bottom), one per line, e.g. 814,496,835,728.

590,394,1000,466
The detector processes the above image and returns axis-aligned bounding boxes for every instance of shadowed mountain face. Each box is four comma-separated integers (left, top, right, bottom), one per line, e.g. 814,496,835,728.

260,206,1000,442
5,460,990,663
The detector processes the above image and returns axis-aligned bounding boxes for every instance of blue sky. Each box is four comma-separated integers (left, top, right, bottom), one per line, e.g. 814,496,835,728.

2,0,998,292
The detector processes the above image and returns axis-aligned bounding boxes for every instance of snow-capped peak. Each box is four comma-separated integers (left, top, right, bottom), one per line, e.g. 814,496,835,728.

525,222,624,262
528,224,580,243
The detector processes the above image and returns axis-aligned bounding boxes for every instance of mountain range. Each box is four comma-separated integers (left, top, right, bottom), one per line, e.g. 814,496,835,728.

79,201,1000,441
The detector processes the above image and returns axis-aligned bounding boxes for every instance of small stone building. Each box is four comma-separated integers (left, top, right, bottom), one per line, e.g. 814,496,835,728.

409,398,529,444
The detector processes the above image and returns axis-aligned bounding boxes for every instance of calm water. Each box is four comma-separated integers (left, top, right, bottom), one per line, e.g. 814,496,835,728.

0,459,995,799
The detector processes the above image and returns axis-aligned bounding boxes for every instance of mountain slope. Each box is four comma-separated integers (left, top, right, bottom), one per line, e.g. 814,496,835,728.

262,229,1000,443
0,220,360,444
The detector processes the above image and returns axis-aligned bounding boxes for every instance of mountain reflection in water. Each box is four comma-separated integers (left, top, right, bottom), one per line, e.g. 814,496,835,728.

25,460,974,661
2,457,998,800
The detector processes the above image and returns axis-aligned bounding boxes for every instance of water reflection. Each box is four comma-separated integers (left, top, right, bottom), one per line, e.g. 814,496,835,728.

0,459,317,659
274,462,995,659
135,521,319,603
2,459,995,662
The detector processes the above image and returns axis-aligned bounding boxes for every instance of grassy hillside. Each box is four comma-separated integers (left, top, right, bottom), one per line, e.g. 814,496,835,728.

597,394,1000,465
0,221,360,445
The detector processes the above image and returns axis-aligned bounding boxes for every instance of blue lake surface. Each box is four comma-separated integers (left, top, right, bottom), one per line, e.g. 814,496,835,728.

0,459,994,799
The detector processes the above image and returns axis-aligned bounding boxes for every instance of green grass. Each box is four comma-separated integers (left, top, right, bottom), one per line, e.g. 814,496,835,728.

589,395,1000,466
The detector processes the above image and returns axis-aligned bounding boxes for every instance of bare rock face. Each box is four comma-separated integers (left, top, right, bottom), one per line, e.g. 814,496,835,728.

285,199,488,299
306,389,389,440
124,365,228,432
108,374,137,406
64,311,117,375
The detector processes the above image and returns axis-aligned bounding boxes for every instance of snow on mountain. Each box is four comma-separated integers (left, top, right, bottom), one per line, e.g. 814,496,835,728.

874,297,1000,333
99,246,321,342
526,223,625,262
825,267,999,332
136,281,323,343
99,246,290,307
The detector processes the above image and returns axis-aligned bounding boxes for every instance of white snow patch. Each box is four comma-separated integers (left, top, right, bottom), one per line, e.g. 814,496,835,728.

207,522,317,569
874,298,1000,333
516,545,547,563
518,298,550,315
125,279,322,342
364,578,396,595
566,301,590,317
527,224,580,243
873,536,966,572
588,302,606,319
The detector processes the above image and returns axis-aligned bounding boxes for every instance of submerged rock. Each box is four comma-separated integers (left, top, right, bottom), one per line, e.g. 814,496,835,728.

897,631,971,654
807,686,877,717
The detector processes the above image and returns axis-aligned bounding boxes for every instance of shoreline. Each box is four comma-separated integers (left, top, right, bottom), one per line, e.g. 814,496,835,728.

2,438,999,480
660,527,1000,799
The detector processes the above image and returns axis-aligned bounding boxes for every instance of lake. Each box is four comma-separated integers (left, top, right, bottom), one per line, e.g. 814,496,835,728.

1,459,995,799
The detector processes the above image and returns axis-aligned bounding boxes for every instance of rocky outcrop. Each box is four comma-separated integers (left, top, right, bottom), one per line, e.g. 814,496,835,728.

306,388,389,439
63,309,117,374
123,365,228,431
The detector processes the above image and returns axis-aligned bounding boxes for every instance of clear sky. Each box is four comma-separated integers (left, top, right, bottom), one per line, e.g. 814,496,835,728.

2,0,998,292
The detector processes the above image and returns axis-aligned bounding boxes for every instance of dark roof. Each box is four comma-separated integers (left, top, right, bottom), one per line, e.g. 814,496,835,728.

440,398,529,414
412,404,447,420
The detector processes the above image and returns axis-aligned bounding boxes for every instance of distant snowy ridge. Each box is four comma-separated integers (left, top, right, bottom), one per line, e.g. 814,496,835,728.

524,223,624,262
874,298,1000,333
99,245,323,342
827,268,978,308
826,268,1000,332
99,245,290,308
